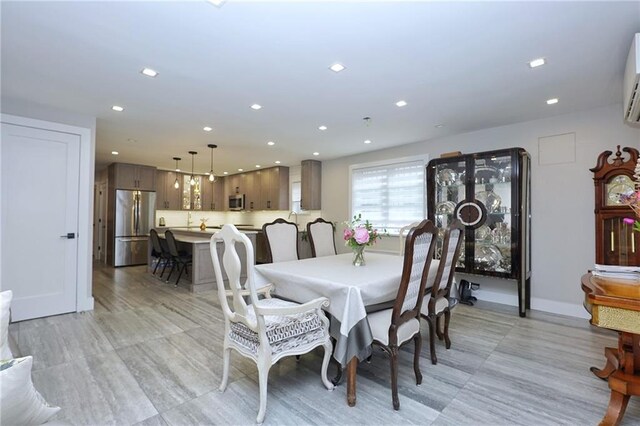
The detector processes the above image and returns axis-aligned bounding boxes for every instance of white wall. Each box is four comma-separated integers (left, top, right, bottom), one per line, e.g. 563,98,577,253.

1,99,97,312
321,104,640,318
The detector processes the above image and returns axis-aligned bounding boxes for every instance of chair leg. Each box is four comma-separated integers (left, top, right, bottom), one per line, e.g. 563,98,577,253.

160,259,169,278
256,363,272,424
389,345,400,410
165,262,176,283
435,316,444,341
427,317,437,365
152,257,160,275
175,262,186,286
444,310,452,349
219,346,231,392
332,362,343,386
413,334,423,385
321,340,335,391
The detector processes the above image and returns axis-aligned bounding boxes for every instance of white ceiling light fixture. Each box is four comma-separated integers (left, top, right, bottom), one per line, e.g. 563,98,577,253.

329,63,346,73
364,140,372,144
203,126,212,132
255,164,261,168
188,151,197,186
363,116,373,146
528,58,546,68
173,157,181,188
250,104,262,110
318,125,327,131
223,171,229,175
238,168,243,172
313,152,320,156
140,68,158,78
111,151,119,155
207,144,217,182
395,100,408,107
275,160,281,164
546,98,559,105
112,105,124,112
267,141,275,146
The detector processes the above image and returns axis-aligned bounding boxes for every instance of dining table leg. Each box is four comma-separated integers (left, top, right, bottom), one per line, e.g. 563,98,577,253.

347,357,358,406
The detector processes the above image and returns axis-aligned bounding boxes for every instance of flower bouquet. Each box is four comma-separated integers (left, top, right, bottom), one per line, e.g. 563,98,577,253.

343,214,385,266
622,158,640,233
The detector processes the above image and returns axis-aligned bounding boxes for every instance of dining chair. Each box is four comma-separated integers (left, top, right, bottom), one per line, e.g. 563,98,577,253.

149,229,171,278
420,221,464,364
210,224,334,424
398,222,421,256
307,218,337,258
262,218,299,263
368,219,437,410
164,230,192,286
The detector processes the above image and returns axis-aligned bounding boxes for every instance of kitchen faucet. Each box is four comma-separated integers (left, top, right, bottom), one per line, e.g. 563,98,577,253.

187,211,193,227
288,210,298,225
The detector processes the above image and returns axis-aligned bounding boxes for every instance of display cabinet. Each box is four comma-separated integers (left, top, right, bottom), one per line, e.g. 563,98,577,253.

427,147,531,317
591,146,639,266
182,174,203,210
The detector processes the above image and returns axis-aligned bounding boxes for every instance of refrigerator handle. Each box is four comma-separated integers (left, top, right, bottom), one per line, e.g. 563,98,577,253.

134,193,139,235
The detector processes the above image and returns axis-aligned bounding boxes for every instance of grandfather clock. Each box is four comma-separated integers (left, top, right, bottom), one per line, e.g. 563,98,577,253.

591,146,639,266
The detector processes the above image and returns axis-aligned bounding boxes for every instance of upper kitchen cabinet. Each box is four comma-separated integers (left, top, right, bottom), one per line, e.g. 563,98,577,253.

245,171,261,211
260,166,289,210
591,146,640,266
156,170,182,210
109,163,156,191
202,177,225,211
301,160,321,210
427,148,531,317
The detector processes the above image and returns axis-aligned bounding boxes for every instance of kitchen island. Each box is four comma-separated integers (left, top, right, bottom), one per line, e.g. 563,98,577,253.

151,227,257,292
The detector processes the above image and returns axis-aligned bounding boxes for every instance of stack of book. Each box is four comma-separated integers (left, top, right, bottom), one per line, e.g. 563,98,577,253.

593,264,640,281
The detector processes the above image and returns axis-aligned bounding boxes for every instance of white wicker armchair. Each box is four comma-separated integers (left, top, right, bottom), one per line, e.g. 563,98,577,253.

210,225,334,424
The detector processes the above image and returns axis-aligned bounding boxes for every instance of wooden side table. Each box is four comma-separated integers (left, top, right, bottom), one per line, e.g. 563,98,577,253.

581,273,640,426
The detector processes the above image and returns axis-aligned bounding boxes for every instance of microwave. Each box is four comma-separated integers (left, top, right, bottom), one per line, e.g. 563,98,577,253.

229,194,245,211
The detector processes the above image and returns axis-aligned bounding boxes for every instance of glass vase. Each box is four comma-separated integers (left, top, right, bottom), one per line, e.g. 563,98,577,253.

352,245,366,266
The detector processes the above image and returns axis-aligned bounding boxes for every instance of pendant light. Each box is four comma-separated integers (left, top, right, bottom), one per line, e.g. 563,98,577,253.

207,144,217,182
173,157,181,189
188,151,197,186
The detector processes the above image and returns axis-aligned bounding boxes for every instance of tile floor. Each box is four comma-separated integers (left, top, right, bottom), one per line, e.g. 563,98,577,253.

8,264,640,425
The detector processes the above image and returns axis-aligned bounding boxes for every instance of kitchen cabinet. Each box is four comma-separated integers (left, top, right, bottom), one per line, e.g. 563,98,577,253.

110,163,156,191
245,171,260,211
301,160,321,210
260,166,289,210
202,177,225,211
427,147,531,317
591,146,639,266
182,174,203,210
155,170,182,210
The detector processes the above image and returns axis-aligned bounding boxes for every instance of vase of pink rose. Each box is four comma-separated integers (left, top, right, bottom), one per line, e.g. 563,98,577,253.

343,214,385,266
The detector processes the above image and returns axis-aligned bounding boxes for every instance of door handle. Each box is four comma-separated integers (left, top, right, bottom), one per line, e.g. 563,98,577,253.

60,233,75,239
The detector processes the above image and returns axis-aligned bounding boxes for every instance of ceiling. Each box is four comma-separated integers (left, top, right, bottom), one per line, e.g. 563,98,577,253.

2,1,639,174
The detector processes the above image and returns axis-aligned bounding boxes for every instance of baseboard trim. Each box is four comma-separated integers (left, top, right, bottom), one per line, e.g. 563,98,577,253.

475,289,589,319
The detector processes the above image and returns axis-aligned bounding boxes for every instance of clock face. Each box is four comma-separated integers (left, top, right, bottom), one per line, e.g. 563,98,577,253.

605,174,635,206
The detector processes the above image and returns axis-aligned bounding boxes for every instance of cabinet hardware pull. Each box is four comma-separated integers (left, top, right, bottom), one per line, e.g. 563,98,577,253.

611,230,615,252
632,232,635,253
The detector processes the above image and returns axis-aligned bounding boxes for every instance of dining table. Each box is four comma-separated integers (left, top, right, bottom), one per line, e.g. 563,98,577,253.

254,251,439,407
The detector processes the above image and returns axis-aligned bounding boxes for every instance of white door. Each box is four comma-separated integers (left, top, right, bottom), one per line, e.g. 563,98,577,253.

1,123,80,321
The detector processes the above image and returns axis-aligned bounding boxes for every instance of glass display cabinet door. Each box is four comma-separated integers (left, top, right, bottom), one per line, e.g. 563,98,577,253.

434,160,466,265
182,175,203,210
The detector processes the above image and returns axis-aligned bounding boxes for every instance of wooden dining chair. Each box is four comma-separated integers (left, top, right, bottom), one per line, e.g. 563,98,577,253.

368,219,437,410
398,222,421,256
307,218,337,257
420,221,464,364
210,224,334,424
262,218,299,263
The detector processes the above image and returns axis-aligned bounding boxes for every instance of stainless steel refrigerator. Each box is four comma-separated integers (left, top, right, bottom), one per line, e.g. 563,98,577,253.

114,190,156,267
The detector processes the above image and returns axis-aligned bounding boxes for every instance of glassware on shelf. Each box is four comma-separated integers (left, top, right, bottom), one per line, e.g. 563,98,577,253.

437,168,458,186
476,189,502,213
491,222,511,244
475,244,503,270
436,201,456,215
475,224,492,241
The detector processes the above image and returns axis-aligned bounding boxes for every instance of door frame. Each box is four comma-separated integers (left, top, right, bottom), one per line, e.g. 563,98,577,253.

0,113,94,313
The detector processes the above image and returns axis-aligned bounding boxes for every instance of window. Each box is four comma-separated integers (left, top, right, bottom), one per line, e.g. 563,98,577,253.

350,158,426,235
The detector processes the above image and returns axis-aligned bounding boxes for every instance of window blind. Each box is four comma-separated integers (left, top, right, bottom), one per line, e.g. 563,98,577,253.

351,159,425,235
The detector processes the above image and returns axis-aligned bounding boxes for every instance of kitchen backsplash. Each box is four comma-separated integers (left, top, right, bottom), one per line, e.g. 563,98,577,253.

156,209,323,229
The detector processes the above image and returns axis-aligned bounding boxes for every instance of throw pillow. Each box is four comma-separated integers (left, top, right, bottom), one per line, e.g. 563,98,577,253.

0,290,12,360
0,356,60,425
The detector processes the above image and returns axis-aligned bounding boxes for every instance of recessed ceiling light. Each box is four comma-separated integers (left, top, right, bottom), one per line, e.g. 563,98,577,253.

112,105,124,112
238,168,244,172
329,63,346,73
203,126,213,132
223,171,229,175
275,160,281,164
176,168,181,172
313,152,320,156
111,151,119,155
140,68,158,78
364,140,372,144
250,104,262,110
255,165,261,168
546,98,559,105
267,141,275,146
318,125,327,131
395,100,407,107
528,58,546,68
435,124,444,128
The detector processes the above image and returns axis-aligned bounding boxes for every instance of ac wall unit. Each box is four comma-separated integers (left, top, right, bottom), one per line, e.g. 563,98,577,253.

624,33,640,125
